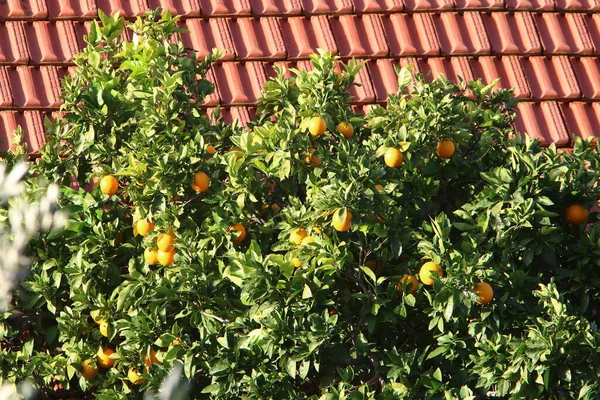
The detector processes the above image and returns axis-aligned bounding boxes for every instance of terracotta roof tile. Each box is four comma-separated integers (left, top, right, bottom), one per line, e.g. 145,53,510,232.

0,0,47,21
0,67,13,107
199,0,251,16
212,62,267,104
8,66,64,108
329,15,388,58
571,57,600,100
96,0,149,17
249,0,303,16
454,0,505,9
280,16,337,59
47,0,98,20
403,0,454,11
146,0,201,17
301,0,353,15
433,12,490,55
583,14,600,55
470,56,531,98
381,14,440,57
521,56,580,100
555,0,600,11
206,106,255,125
352,0,404,14
181,18,236,61
201,69,221,106
418,57,475,83
560,102,600,142
515,101,570,146
25,21,82,64
482,12,542,55
0,22,29,64
228,17,286,60
0,111,46,152
0,110,46,152
505,0,555,10
348,63,376,103
367,59,398,102
535,13,594,55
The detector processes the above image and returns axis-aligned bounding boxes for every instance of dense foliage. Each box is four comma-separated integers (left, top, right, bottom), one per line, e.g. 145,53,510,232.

2,9,600,399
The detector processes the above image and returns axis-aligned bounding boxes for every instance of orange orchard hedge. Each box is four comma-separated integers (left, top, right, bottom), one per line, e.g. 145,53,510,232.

2,9,600,400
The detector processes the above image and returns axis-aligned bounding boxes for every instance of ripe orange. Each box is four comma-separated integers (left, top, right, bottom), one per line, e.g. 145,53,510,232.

375,184,383,191
157,249,176,266
99,320,110,337
384,148,403,168
136,219,154,236
193,171,210,193
128,367,145,385
100,175,119,196
144,248,159,265
290,228,308,245
300,236,316,246
206,145,217,155
292,257,302,268
565,204,589,225
305,150,321,168
365,259,383,277
473,282,494,304
398,275,419,294
144,349,161,366
332,209,352,232
96,347,115,369
419,262,443,286
81,359,98,379
337,121,354,139
436,139,456,159
157,232,176,251
308,116,327,137
230,224,247,243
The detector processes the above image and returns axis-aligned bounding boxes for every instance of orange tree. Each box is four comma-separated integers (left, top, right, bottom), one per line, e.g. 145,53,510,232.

2,8,600,399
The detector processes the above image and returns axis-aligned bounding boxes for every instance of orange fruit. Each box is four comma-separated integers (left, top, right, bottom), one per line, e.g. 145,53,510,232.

300,236,316,246
398,275,419,294
230,224,247,243
375,184,383,191
157,249,176,266
99,320,110,337
473,282,494,304
305,150,321,168
81,359,98,379
136,219,154,236
565,204,589,225
193,171,210,193
100,175,119,196
292,257,302,268
436,139,456,159
206,145,217,155
144,248,159,265
157,232,176,251
384,148,403,168
337,121,354,139
365,259,383,277
332,208,352,232
308,116,327,137
419,262,443,286
128,367,145,385
96,347,115,369
290,228,308,245
144,349,161,366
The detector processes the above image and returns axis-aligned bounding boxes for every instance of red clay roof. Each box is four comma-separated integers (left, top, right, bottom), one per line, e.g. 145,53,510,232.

1,1,600,151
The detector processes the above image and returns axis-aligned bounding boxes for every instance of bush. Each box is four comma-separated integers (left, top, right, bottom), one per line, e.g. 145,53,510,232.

2,8,600,399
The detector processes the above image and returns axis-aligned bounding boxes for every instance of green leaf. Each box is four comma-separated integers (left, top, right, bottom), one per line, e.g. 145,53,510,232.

302,284,312,299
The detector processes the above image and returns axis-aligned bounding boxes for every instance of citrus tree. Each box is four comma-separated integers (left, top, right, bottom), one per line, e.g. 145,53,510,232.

2,8,600,399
